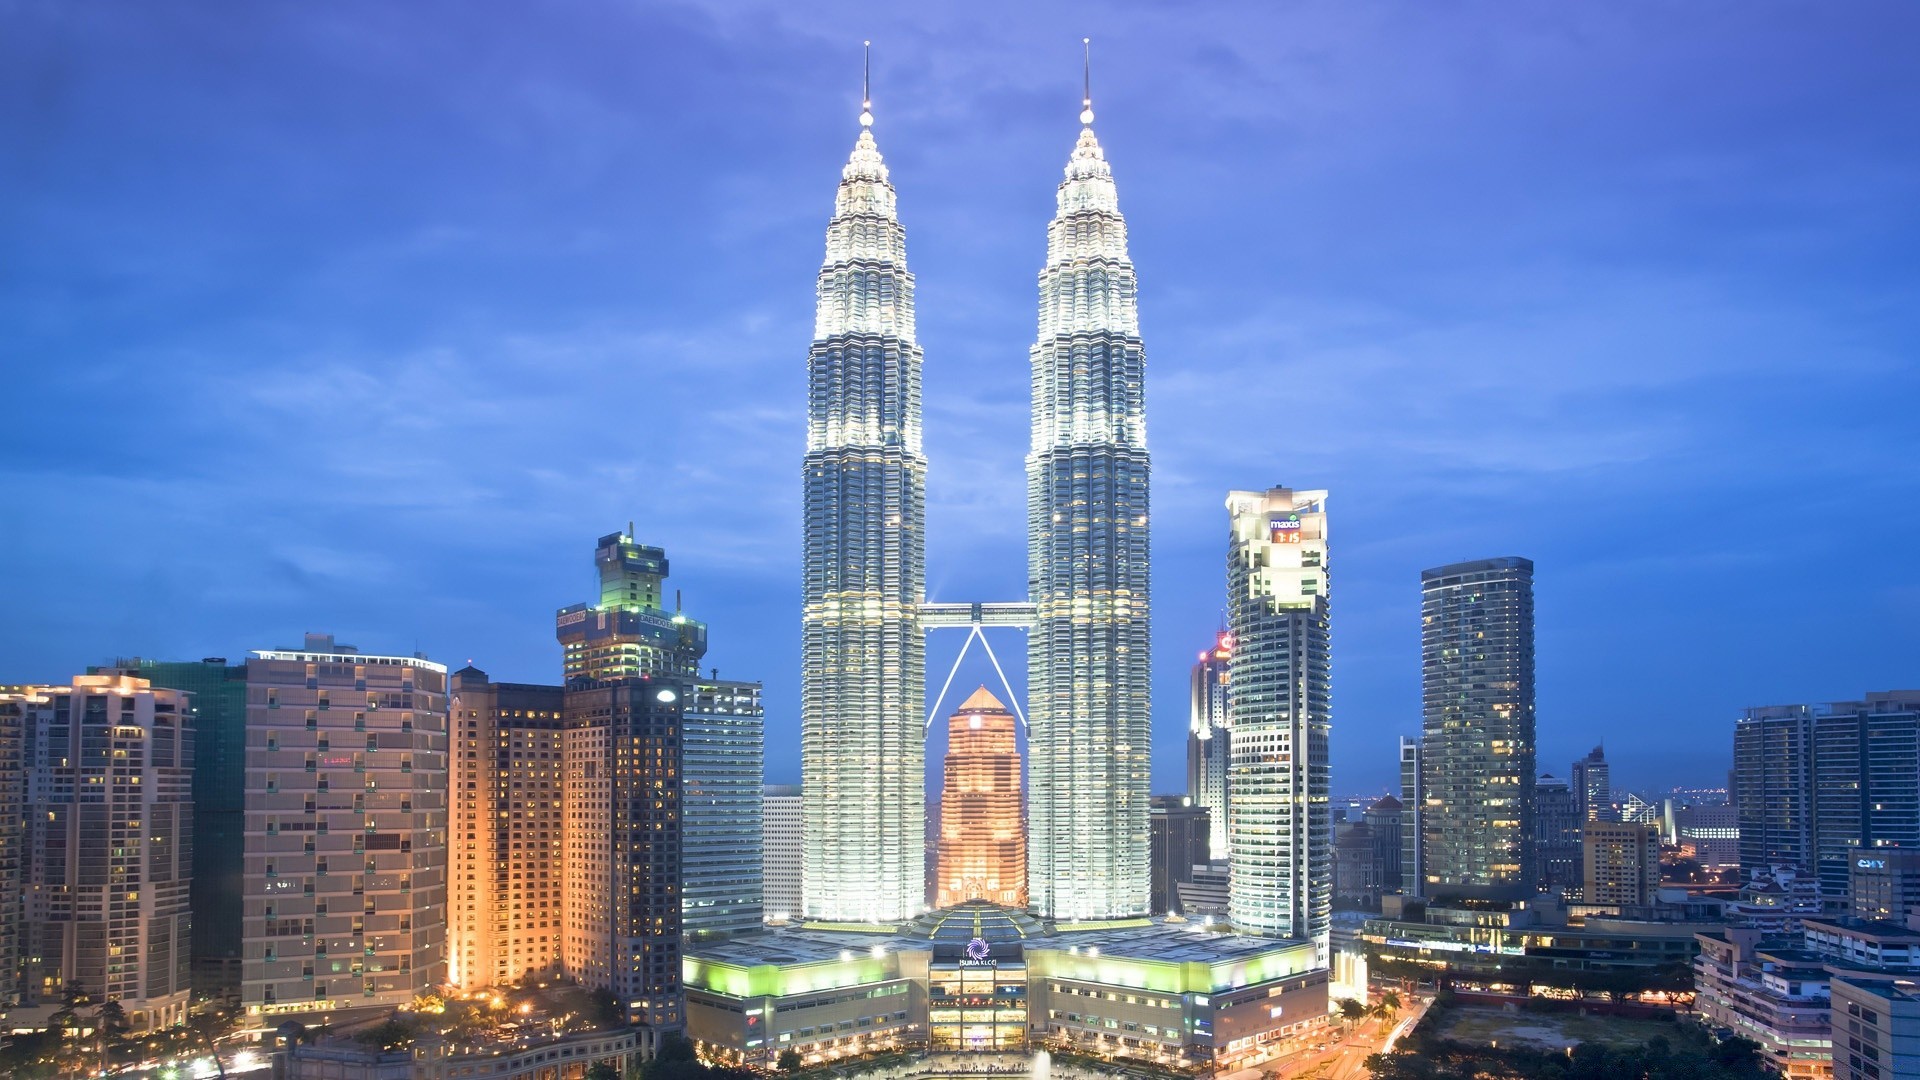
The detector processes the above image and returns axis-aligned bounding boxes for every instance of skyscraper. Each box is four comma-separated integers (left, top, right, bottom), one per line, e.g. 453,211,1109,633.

562,677,687,1037
20,675,194,1031
242,635,449,1020
1734,692,1920,900
0,693,20,1012
1187,632,1232,861
1533,774,1583,897
1420,557,1536,901
682,679,765,938
1027,81,1152,922
800,85,927,924
935,687,1026,909
1400,737,1424,898
447,667,565,991
1572,745,1613,823
557,532,708,683
91,656,249,997
1225,487,1331,959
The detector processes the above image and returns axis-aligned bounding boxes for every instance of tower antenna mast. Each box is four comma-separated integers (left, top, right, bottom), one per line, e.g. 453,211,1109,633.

861,40,873,127
1081,37,1094,125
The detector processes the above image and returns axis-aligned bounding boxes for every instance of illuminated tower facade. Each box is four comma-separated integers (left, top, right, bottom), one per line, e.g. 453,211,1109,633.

1187,633,1232,861
1225,487,1331,961
1026,81,1152,921
800,89,927,922
557,532,707,683
936,687,1027,909
1420,556,1536,901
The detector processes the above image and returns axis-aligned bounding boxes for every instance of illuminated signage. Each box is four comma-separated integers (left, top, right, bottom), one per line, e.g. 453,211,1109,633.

1269,515,1303,544
960,937,996,968
1859,858,1887,870
557,610,589,628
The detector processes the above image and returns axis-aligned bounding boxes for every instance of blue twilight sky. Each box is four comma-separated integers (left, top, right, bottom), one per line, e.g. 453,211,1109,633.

3,2,1917,797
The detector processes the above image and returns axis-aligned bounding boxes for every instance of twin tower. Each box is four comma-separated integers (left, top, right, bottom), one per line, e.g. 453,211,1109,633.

801,66,1151,923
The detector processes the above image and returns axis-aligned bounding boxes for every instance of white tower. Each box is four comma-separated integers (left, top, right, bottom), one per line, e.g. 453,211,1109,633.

800,55,928,923
1027,48,1153,920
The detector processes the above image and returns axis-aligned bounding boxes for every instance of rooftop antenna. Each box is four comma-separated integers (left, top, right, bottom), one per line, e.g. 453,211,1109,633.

861,40,874,128
1080,37,1094,126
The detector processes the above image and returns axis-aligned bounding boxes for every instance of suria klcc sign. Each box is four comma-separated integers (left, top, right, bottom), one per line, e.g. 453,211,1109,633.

961,937,995,968
1269,515,1304,544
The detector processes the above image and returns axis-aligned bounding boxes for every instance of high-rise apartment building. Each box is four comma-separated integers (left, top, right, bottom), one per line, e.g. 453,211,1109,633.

800,95,927,925
0,693,28,1011
447,667,565,991
562,677,686,1036
557,532,708,683
1150,796,1211,915
21,675,193,1030
1533,774,1583,897
1225,487,1331,959
1735,692,1920,900
761,785,802,923
92,657,249,996
1420,556,1536,901
1572,746,1613,823
934,688,1026,909
683,679,764,939
1583,821,1661,907
1187,632,1232,861
242,635,448,1021
1026,93,1152,922
1400,737,1424,898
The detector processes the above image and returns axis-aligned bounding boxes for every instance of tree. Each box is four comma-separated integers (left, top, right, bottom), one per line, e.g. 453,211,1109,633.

1378,989,1403,1014
94,999,132,1070
1336,998,1367,1023
777,1049,804,1072
589,1063,622,1080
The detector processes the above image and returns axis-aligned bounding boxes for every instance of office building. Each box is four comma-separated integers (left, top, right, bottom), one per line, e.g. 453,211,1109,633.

1026,91,1153,922
1735,692,1920,900
447,667,565,991
1150,796,1211,915
241,635,449,1021
1572,746,1613,823
556,532,708,683
93,657,250,997
1225,486,1331,958
1584,821,1661,907
1364,796,1405,893
1400,737,1424,897
1832,976,1920,1080
1534,774,1583,897
21,675,193,1030
1333,822,1383,907
1187,632,1233,861
762,785,801,923
1851,847,1920,923
800,93,928,925
935,687,1026,909
1420,556,1536,901
563,677,686,1036
683,679,765,939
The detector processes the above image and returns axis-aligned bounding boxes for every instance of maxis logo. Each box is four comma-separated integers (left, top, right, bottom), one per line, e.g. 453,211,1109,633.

1269,515,1304,544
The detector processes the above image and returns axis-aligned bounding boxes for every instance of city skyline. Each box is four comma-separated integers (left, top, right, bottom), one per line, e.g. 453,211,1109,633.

6,4,1919,797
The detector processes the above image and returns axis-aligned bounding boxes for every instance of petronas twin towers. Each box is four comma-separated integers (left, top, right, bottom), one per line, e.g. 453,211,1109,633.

802,65,1151,923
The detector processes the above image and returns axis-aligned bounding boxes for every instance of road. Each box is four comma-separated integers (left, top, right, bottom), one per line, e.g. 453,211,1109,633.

1219,993,1432,1080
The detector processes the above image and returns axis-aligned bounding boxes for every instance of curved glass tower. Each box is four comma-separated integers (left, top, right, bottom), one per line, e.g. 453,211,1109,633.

1026,93,1152,921
800,99,927,923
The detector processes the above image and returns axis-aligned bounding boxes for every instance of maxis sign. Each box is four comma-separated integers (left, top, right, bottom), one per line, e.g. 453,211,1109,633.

1269,515,1304,544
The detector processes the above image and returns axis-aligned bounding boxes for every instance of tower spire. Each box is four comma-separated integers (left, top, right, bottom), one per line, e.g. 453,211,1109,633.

1080,37,1094,126
861,40,873,128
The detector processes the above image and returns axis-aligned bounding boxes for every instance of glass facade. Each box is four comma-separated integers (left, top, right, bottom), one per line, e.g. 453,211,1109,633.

1419,556,1536,901
683,680,765,939
1027,110,1152,922
93,656,248,996
801,107,927,923
1225,487,1331,959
